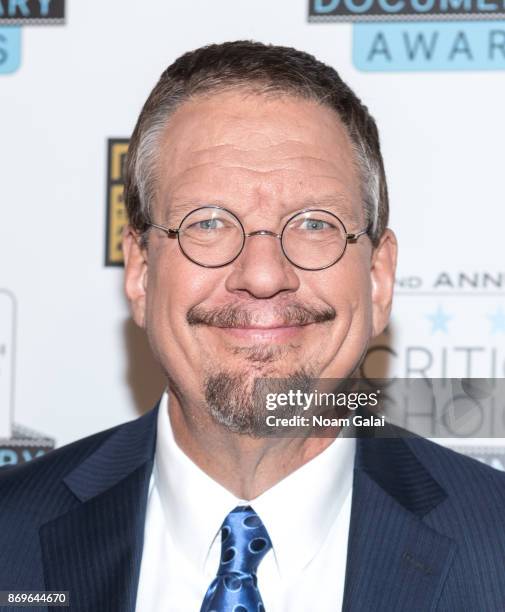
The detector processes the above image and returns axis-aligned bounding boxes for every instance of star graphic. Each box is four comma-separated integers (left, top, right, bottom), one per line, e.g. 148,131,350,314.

488,307,505,334
427,305,452,333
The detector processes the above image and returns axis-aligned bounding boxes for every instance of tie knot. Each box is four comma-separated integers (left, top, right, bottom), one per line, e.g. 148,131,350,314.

218,505,272,575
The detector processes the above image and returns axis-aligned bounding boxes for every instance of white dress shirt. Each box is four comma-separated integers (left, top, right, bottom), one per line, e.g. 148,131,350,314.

135,391,355,612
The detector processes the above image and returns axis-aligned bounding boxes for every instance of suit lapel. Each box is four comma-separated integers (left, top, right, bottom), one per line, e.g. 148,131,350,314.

342,431,457,611
39,404,159,612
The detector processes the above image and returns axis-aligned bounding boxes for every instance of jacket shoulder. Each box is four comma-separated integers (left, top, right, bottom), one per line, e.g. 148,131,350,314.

407,434,505,477
406,434,505,504
0,422,122,507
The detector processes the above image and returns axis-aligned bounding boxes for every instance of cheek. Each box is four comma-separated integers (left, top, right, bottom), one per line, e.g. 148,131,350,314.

341,260,374,349
311,260,373,377
344,258,373,328
314,256,371,314
145,255,224,342
314,257,374,348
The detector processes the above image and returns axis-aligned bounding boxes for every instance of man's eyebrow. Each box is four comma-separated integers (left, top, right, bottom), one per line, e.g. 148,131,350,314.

161,193,356,225
161,199,217,224
293,194,358,219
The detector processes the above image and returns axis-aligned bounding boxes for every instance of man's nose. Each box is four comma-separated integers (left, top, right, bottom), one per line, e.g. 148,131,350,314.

225,232,300,299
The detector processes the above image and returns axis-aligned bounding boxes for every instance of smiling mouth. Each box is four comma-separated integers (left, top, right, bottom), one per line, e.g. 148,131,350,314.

186,302,337,338
213,322,318,342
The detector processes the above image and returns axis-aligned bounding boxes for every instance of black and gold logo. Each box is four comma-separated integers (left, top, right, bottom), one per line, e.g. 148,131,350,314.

105,139,129,266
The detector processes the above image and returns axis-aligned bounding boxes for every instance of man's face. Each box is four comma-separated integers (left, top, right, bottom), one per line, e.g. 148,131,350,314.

124,90,396,432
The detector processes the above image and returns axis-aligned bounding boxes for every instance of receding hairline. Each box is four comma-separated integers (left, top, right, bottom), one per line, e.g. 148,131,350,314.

144,83,368,216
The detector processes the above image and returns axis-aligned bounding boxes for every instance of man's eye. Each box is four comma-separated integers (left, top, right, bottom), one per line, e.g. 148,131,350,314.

300,219,332,231
195,218,224,230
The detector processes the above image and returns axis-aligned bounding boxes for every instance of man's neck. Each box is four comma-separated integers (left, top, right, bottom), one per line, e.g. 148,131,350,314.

167,390,339,500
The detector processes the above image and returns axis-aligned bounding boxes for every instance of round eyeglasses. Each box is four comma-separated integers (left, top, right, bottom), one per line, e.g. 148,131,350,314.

148,206,370,271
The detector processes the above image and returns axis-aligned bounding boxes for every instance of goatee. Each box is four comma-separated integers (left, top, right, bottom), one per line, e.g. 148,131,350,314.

204,368,315,436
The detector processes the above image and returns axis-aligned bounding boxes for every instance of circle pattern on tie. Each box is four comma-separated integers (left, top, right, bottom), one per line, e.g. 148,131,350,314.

200,506,272,612
243,514,262,528
224,576,243,592
222,525,231,542
222,546,237,563
249,538,268,553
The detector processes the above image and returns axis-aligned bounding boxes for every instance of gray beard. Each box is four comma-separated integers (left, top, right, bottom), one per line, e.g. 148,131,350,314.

204,367,315,437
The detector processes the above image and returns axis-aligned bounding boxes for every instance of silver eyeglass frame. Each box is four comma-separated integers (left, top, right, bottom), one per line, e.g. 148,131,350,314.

147,205,370,271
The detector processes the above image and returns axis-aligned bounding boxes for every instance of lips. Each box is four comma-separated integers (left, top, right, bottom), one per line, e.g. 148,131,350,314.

214,321,318,343
186,302,336,329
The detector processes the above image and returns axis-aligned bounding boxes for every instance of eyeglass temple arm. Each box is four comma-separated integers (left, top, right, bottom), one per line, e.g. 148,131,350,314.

149,223,179,237
346,223,372,242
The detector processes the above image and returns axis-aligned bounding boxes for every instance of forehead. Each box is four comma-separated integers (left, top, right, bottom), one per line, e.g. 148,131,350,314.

154,89,362,221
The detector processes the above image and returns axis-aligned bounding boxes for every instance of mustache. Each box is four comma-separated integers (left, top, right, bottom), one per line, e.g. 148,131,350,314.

186,302,336,327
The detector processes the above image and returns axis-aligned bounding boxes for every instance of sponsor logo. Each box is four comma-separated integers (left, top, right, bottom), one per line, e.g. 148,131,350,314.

363,270,505,378
0,26,21,74
0,289,55,468
308,0,505,71
0,1,65,75
0,428,54,468
105,139,129,266
309,0,505,22
0,0,65,24
0,289,15,438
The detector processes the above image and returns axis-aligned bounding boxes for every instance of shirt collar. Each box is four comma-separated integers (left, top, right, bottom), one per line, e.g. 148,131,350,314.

250,425,355,576
155,391,243,571
154,390,356,576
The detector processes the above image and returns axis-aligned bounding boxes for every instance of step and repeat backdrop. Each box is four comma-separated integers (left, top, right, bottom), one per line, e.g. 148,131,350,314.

1,0,504,467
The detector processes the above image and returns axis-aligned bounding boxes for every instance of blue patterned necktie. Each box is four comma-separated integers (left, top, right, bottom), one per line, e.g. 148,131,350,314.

200,505,272,612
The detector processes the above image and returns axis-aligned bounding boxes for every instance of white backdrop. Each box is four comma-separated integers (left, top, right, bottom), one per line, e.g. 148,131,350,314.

1,1,504,460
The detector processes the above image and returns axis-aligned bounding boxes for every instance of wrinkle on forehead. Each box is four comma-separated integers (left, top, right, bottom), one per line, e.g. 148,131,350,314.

154,90,362,224
164,137,357,182
158,91,357,166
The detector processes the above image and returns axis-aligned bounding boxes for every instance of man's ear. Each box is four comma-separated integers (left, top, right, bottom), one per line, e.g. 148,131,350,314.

123,225,148,329
370,228,398,337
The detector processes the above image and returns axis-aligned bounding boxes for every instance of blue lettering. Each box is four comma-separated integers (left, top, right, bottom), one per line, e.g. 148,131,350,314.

353,21,505,71
0,26,20,73
404,31,439,59
449,31,473,59
0,449,17,467
313,0,340,12
0,33,6,64
345,0,374,12
8,0,29,16
477,0,498,10
378,0,405,12
411,0,435,11
367,32,392,60
440,0,471,9
21,449,45,462
38,0,52,16
489,29,505,58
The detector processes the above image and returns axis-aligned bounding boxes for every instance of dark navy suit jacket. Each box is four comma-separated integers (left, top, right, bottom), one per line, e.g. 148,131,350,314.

1,401,505,611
